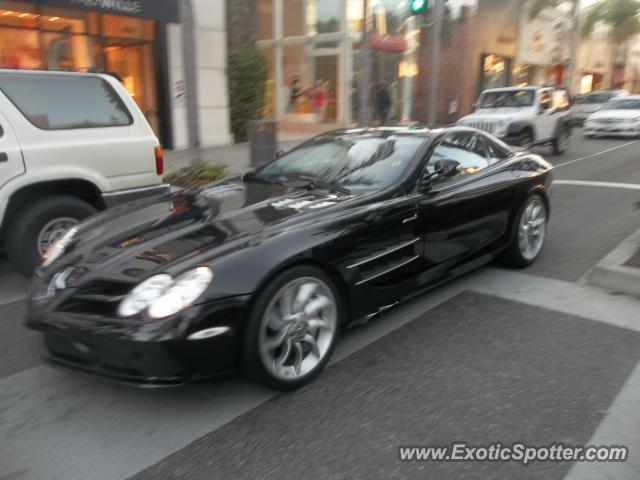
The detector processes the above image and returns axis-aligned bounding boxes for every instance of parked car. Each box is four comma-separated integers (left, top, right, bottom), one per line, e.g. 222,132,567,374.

569,90,627,126
0,70,168,276
457,86,572,155
27,127,553,390
583,96,640,139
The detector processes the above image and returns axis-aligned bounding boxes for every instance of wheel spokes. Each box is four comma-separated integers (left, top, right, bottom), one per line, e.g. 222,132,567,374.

302,333,320,358
307,317,332,332
274,338,292,368
293,342,304,375
293,282,318,313
304,295,332,316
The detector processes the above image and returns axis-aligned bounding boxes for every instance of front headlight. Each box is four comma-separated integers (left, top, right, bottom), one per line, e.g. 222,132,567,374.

148,267,213,319
117,267,213,319
42,226,79,268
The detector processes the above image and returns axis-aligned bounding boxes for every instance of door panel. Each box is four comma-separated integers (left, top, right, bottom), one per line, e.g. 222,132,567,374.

415,132,519,280
343,196,423,317
0,112,24,189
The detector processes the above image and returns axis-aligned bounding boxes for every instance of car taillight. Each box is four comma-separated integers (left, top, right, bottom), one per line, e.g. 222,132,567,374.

154,146,164,175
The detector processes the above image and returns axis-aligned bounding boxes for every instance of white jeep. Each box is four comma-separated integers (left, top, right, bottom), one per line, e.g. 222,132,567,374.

0,70,168,276
457,86,572,154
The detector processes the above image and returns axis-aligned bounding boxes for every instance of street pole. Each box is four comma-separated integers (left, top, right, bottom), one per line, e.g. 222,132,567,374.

358,0,370,126
427,0,444,127
180,0,200,160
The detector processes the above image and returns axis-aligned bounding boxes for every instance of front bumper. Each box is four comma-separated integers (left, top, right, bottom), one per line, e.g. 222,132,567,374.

103,184,170,208
583,122,640,137
28,294,251,386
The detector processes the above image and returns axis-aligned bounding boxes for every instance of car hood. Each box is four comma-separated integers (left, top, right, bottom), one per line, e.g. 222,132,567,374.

571,104,602,114
50,178,354,282
588,109,640,120
459,107,534,123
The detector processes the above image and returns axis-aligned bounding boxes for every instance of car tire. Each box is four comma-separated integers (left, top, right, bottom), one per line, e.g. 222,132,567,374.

552,127,570,155
502,193,548,268
244,265,343,390
5,195,97,277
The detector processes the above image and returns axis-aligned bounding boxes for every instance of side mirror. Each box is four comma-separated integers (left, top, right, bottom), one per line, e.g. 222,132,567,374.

274,149,285,159
419,159,462,190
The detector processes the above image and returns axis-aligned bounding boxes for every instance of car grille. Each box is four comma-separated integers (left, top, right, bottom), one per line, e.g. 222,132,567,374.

56,279,132,316
463,120,496,134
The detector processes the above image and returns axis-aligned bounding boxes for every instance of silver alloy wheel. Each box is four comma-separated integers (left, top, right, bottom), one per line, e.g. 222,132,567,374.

259,276,337,381
37,217,78,256
518,198,547,261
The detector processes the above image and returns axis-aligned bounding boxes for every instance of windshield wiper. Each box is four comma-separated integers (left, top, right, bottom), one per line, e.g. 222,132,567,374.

280,173,351,195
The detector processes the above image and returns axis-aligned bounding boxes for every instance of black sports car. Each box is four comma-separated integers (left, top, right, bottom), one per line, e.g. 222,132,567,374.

27,127,552,390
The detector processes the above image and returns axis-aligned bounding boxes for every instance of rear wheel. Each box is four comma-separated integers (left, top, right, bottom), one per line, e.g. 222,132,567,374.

503,194,548,268
244,265,342,390
5,195,97,277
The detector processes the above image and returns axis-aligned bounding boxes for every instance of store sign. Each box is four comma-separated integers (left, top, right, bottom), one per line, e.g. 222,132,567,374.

517,8,569,67
35,0,179,22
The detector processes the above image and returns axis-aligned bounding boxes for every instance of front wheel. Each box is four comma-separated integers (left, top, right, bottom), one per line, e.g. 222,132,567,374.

503,194,548,268
244,265,342,390
5,195,97,277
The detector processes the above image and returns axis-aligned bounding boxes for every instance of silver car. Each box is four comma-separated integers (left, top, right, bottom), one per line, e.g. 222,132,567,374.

569,90,627,126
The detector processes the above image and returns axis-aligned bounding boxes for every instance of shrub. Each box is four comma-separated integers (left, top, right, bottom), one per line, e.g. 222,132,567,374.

164,163,227,187
228,45,269,142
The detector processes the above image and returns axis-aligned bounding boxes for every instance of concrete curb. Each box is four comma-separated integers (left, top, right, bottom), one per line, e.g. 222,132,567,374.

587,227,640,296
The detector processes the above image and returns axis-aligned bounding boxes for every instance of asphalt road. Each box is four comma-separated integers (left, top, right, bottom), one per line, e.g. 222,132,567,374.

1,132,640,480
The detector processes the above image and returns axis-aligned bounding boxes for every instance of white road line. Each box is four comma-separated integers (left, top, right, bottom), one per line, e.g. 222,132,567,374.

553,179,640,191
555,140,638,168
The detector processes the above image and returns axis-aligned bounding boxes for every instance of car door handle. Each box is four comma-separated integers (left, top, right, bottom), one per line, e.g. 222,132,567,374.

0,152,7,162
402,214,418,224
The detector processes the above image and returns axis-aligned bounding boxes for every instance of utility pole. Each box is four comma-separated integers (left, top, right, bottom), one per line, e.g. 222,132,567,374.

358,0,371,126
427,0,444,127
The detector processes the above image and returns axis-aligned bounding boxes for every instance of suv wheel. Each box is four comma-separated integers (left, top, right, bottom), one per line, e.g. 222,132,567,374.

552,127,570,155
5,195,97,277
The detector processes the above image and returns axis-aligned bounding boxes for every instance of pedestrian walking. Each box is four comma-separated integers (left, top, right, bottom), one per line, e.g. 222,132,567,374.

375,82,392,125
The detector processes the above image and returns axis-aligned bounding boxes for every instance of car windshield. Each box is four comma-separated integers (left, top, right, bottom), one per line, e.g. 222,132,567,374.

478,90,535,108
574,92,614,105
601,99,640,110
254,133,426,192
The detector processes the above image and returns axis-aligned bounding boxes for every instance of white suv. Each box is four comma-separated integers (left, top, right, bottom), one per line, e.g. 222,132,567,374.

0,70,168,276
457,86,572,154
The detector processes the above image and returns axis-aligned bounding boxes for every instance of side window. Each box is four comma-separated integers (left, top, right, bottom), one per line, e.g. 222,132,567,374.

482,135,511,163
426,133,491,182
553,90,570,111
539,90,553,111
0,73,132,130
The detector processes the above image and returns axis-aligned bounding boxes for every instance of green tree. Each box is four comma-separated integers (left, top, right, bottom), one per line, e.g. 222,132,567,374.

583,0,640,44
228,45,269,143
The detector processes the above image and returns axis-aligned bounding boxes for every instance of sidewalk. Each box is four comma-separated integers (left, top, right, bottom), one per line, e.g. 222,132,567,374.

164,137,306,176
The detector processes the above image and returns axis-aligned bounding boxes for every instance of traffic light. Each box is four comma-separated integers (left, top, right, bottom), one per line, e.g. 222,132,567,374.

410,0,428,15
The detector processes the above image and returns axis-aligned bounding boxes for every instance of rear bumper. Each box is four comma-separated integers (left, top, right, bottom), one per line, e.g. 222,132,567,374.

103,184,170,208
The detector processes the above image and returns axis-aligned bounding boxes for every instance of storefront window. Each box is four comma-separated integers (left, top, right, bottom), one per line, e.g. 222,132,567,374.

256,0,273,40
39,7,87,33
259,45,276,117
283,43,311,112
481,54,510,91
0,28,41,69
307,0,340,35
283,0,306,37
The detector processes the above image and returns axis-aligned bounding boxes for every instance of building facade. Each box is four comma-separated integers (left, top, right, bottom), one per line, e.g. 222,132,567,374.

254,0,422,125
0,0,231,149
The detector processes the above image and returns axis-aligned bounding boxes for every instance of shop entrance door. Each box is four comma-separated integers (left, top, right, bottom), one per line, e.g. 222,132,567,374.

313,51,339,122
104,40,159,137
